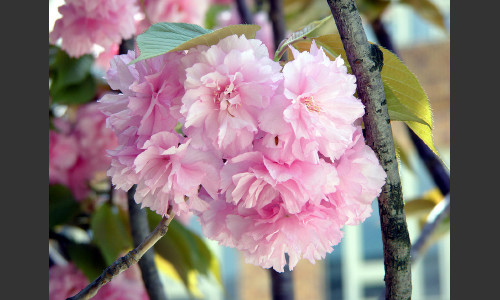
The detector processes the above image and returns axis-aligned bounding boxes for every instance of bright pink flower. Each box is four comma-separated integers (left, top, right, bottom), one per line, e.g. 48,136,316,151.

329,129,386,225
136,0,209,34
181,34,283,158
49,263,148,300
49,0,139,57
197,190,347,272
277,41,365,161
134,132,222,216
49,128,79,186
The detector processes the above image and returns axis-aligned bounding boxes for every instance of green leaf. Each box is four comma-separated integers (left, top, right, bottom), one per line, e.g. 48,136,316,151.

90,203,133,265
50,74,97,105
400,0,448,32
274,15,332,61
356,0,391,22
132,23,260,64
147,209,221,292
289,34,439,156
66,242,107,281
49,184,80,229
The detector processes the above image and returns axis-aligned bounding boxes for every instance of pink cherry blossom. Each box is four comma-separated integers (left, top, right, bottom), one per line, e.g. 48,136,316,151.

221,151,337,214
181,34,283,158
133,132,222,216
329,129,387,225
136,0,209,34
99,50,187,192
279,40,365,161
197,189,347,272
49,103,117,200
49,0,139,57
49,263,148,300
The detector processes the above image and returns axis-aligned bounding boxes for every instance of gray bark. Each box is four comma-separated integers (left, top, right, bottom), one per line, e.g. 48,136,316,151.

326,1,412,298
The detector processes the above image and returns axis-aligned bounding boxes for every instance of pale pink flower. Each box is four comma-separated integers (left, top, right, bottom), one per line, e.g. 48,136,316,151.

221,151,337,214
216,8,275,57
49,263,88,300
329,129,387,225
49,103,117,200
181,34,283,158
136,0,209,34
49,0,139,57
133,132,222,216
95,43,120,71
49,263,148,300
278,41,365,161
197,190,347,272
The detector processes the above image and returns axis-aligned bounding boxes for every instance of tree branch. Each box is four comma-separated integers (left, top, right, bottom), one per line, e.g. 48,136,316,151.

325,1,412,298
67,208,175,300
128,186,167,300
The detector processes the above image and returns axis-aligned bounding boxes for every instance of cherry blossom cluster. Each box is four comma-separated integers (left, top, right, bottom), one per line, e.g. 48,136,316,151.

100,35,386,271
49,103,118,200
49,0,210,66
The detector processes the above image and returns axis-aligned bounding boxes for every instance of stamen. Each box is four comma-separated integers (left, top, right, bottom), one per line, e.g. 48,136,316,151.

301,96,321,113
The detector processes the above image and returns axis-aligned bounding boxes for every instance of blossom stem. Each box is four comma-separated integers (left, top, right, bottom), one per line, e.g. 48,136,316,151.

325,1,412,298
67,208,175,300
128,186,168,300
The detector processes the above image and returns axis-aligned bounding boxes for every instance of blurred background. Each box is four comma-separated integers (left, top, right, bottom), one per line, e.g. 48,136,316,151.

49,0,450,299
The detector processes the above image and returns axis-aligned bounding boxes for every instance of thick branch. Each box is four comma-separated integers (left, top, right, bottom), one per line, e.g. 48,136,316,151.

68,208,175,300
326,1,412,298
128,186,167,300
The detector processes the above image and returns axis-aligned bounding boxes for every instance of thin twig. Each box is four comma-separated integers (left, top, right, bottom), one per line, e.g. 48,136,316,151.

325,0,412,298
410,194,450,263
67,208,175,300
128,186,167,300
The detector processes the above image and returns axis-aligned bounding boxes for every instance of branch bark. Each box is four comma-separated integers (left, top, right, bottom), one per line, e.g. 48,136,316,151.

67,208,175,300
325,1,412,298
128,186,167,300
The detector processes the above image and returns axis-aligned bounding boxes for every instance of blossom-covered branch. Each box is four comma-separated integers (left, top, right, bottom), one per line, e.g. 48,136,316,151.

326,0,412,298
68,208,175,300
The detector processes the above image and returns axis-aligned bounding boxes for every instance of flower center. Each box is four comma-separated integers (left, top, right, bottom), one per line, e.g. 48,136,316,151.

300,96,321,113
213,80,238,117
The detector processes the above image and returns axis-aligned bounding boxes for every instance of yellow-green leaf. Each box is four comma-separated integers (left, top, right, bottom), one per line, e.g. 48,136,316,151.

132,23,260,64
400,0,448,32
